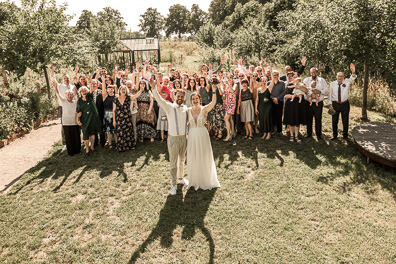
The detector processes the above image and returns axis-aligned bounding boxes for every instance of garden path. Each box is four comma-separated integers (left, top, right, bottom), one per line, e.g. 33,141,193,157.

0,118,61,193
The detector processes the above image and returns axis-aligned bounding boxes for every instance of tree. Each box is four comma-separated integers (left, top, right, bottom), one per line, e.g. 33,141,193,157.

278,0,396,120
189,4,208,35
0,0,86,97
138,7,164,37
96,7,126,29
76,9,94,33
165,4,190,38
0,2,18,26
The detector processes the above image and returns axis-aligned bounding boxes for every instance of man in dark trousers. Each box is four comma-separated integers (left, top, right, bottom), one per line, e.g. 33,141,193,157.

268,69,286,135
328,63,357,140
303,67,328,140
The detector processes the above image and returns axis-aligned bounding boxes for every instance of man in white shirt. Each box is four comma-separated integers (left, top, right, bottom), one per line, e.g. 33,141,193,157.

328,63,357,140
49,65,77,151
303,67,329,140
151,75,189,196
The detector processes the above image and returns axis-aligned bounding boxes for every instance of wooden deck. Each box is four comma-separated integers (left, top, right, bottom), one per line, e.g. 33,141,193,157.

352,122,396,168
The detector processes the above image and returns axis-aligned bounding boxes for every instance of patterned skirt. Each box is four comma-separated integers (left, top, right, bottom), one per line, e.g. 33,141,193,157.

210,103,225,131
103,111,116,134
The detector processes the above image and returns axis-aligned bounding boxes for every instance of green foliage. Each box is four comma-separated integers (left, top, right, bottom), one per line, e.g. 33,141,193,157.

75,9,94,33
0,1,18,26
0,94,58,140
165,4,190,38
138,7,164,37
189,4,208,35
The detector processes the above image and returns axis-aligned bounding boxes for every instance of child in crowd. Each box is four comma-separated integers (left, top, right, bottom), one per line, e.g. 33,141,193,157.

150,90,168,142
308,80,319,106
290,77,307,103
130,88,139,144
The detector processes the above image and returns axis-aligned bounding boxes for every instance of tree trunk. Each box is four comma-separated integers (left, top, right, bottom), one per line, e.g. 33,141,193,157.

43,66,51,99
361,61,369,121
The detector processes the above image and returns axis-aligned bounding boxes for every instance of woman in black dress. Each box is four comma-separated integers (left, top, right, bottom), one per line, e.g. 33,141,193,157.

113,85,144,152
283,73,308,142
255,76,273,140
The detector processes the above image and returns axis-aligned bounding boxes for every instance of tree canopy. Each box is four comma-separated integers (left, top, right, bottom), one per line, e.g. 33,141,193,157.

138,7,164,37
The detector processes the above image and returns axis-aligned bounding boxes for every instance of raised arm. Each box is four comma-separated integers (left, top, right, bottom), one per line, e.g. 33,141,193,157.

203,85,217,114
150,75,172,112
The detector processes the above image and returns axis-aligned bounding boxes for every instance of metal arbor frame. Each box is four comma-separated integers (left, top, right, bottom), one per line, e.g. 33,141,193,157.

113,38,161,70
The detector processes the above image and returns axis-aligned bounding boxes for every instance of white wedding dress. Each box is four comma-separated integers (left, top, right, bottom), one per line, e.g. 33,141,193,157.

187,109,220,190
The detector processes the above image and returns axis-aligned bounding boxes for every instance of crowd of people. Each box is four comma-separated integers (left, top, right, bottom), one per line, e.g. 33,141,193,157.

50,56,357,157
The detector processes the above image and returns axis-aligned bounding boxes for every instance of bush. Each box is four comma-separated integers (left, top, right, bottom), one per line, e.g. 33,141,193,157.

349,76,396,117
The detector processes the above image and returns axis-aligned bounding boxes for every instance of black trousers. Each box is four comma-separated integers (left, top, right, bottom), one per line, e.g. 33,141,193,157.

306,101,323,137
272,101,284,133
332,101,350,138
94,132,106,147
63,125,81,156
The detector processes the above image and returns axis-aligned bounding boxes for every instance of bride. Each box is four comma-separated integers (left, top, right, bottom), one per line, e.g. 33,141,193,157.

187,81,220,190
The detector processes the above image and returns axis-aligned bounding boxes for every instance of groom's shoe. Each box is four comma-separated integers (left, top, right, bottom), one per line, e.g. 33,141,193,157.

169,185,177,195
177,178,189,186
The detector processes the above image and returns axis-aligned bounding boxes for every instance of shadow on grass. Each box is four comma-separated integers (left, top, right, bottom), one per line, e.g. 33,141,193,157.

3,132,395,200
129,188,217,264
4,141,166,195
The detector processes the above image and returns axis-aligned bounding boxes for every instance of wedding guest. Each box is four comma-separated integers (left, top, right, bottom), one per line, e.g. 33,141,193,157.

129,87,139,144
90,78,105,148
49,64,77,151
303,67,329,140
198,77,213,131
52,80,80,156
102,83,116,148
280,56,307,81
185,78,197,107
283,75,308,142
251,72,260,133
222,75,237,141
76,86,103,156
160,77,173,102
113,85,144,152
210,75,225,140
329,63,357,140
136,80,157,142
237,79,254,139
154,90,169,142
269,69,286,134
255,76,273,140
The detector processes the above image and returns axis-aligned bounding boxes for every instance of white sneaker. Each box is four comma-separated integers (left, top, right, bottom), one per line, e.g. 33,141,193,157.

62,145,67,152
169,185,177,195
177,178,189,186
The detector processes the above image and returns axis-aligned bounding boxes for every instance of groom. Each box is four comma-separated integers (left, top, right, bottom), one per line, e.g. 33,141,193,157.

150,76,189,195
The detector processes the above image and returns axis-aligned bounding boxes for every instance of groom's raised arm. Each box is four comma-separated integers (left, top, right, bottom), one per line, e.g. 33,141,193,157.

150,76,172,112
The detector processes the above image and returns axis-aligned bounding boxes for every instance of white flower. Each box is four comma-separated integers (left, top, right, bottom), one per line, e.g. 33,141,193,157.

21,97,29,104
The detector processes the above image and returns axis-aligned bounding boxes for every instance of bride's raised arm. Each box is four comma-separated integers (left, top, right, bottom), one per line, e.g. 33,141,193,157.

202,84,217,115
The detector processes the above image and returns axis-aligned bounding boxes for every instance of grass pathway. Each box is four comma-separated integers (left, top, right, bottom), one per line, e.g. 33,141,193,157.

0,118,62,193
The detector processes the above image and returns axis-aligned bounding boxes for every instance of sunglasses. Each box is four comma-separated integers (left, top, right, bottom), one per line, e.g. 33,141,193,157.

122,75,127,77
239,75,244,78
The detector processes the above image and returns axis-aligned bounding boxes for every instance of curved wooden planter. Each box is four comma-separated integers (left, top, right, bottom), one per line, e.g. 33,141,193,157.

352,122,396,168
0,110,59,149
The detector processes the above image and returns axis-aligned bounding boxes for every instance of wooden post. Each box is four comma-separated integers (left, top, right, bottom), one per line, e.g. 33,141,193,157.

362,61,369,121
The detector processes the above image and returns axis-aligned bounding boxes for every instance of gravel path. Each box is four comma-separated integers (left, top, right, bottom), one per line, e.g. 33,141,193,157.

0,118,62,193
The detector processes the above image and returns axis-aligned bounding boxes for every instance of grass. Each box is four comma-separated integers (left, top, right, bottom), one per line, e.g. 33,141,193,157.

159,41,203,72
0,103,395,263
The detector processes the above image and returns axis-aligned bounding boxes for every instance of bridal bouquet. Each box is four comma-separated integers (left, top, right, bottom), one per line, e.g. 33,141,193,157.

208,76,220,85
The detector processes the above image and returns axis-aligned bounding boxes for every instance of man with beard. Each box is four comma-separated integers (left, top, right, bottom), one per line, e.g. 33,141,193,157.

303,67,328,140
151,74,189,195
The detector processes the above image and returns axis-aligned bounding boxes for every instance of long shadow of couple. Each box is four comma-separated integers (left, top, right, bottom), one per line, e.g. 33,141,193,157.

129,187,217,264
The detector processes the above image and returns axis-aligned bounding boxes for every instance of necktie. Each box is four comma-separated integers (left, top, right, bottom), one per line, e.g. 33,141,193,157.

338,84,342,102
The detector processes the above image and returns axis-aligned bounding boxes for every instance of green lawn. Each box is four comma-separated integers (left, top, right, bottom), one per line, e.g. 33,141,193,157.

1,105,395,263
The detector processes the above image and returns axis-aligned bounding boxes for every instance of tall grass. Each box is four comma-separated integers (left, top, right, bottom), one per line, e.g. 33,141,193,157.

349,75,396,117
